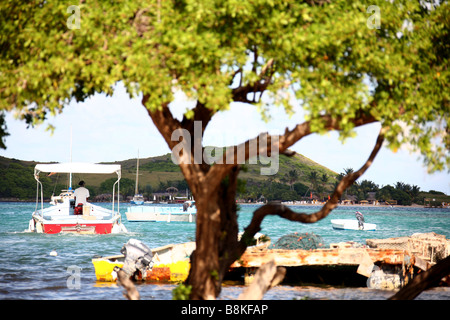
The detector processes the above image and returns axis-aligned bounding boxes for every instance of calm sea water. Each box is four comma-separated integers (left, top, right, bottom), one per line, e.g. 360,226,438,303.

0,202,449,300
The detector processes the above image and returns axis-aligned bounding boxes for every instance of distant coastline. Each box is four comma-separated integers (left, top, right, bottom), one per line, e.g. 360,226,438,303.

238,202,441,209
1,198,447,209
2,198,448,209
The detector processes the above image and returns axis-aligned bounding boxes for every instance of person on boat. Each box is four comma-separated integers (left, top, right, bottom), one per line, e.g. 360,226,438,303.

355,211,365,230
74,180,90,206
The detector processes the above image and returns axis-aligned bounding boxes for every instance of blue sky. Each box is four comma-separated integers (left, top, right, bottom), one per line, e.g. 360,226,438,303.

1,84,448,194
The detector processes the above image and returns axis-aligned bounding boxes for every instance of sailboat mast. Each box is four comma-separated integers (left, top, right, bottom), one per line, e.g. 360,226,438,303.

69,125,73,190
135,149,139,194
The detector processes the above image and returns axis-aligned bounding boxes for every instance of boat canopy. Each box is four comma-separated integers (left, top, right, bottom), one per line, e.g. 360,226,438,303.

33,162,122,217
35,162,121,176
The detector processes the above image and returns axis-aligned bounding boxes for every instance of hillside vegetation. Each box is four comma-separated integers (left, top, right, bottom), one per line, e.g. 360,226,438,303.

0,150,337,201
1,153,448,205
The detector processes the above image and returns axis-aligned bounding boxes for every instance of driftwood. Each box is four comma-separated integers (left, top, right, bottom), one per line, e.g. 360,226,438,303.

114,266,140,300
389,255,450,300
238,260,286,300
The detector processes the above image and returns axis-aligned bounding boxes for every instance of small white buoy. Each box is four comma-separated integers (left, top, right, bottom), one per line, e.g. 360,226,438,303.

49,250,58,256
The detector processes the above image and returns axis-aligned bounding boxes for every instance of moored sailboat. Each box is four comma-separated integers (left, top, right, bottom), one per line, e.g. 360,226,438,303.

130,150,144,205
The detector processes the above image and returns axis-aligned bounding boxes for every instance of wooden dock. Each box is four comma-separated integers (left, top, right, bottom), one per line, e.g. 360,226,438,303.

227,247,408,288
230,247,405,269
228,232,450,289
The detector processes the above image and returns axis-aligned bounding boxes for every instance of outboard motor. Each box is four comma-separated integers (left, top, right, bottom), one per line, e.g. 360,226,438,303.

120,239,153,277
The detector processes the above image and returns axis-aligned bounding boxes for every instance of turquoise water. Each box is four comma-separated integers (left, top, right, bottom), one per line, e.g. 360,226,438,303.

0,202,449,300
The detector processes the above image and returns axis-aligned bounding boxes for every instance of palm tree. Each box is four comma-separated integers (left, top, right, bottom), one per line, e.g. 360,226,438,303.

320,173,329,200
343,167,354,175
288,169,299,190
321,173,328,185
308,170,319,194
411,185,421,203
403,183,412,195
395,181,406,191
266,176,274,192
341,168,357,198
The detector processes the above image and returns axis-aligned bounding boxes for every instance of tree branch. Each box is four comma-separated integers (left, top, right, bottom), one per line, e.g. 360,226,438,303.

142,95,208,194
205,111,377,188
227,127,385,264
180,100,214,136
232,59,274,103
143,94,181,150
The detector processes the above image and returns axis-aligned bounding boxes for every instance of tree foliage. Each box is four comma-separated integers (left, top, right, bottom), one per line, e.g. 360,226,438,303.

1,0,448,171
377,184,412,205
1,0,448,300
237,178,309,202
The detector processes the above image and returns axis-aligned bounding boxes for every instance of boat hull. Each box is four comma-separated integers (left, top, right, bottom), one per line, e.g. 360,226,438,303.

30,217,126,234
93,258,190,282
92,242,195,282
126,206,196,222
29,203,127,235
331,219,377,231
41,220,112,234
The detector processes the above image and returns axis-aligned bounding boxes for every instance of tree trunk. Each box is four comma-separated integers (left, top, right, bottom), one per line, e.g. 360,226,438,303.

186,166,240,300
186,191,221,299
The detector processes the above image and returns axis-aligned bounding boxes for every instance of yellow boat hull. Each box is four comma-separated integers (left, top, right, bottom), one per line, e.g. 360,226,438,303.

92,242,195,283
92,257,190,282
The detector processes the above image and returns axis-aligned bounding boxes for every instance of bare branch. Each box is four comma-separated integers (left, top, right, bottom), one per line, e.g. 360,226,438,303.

133,8,151,36
232,59,275,103
181,100,214,135
143,95,208,194
229,68,243,87
205,112,377,188
228,128,385,263
279,111,377,150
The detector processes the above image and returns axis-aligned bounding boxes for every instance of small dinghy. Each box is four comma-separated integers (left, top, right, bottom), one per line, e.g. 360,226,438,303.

331,219,377,231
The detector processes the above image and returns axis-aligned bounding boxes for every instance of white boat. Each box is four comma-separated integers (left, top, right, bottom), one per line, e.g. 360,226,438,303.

130,194,145,205
126,201,196,222
50,189,74,205
331,219,377,231
28,162,127,234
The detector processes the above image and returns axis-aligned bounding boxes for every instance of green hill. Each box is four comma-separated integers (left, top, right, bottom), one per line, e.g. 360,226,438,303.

0,150,338,201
